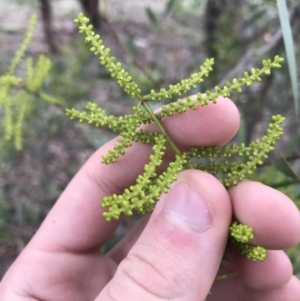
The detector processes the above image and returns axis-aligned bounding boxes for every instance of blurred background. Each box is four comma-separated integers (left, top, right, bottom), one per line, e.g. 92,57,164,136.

0,0,300,279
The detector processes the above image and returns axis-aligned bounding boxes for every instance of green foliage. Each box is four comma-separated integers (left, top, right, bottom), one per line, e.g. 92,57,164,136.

26,55,52,92
6,15,36,76
0,15,57,150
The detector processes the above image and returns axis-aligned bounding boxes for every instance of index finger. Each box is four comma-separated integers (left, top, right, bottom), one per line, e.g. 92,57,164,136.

29,96,240,253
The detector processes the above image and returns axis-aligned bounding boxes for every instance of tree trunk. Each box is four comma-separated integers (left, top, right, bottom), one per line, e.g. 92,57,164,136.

78,0,101,31
39,0,60,53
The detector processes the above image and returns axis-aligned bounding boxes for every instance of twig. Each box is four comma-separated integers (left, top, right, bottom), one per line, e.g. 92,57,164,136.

261,153,300,167
14,82,66,111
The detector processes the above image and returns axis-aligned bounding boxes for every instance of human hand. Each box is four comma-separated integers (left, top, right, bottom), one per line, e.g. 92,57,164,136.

0,97,300,301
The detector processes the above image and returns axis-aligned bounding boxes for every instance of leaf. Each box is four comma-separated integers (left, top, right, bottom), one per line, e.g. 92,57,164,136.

164,0,177,17
238,115,246,145
270,178,300,189
277,0,299,116
145,7,158,26
274,154,298,179
286,133,300,156
126,35,138,56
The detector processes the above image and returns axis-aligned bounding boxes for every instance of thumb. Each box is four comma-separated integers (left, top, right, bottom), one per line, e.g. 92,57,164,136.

98,170,232,301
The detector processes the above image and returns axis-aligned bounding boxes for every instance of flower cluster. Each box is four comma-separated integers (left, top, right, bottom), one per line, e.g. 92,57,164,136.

26,55,52,92
238,245,267,262
75,13,142,98
229,221,267,261
102,135,187,220
7,15,37,76
70,14,285,227
66,14,285,265
185,115,285,186
230,221,254,243
151,57,283,119
0,15,57,150
143,58,215,101
0,15,36,149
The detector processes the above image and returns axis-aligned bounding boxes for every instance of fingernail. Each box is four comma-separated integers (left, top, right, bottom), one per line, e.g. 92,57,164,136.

162,182,212,231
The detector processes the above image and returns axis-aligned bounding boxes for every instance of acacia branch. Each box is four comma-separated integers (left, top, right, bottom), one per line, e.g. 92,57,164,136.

13,82,66,111
260,153,300,167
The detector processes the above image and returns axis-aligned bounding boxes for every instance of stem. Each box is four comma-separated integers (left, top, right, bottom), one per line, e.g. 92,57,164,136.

12,81,65,111
142,101,194,169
